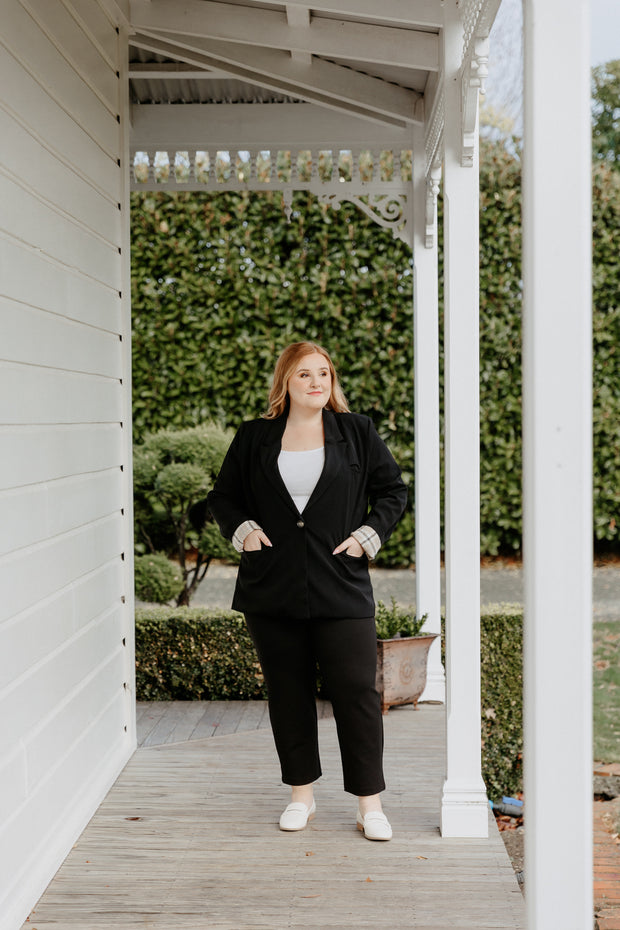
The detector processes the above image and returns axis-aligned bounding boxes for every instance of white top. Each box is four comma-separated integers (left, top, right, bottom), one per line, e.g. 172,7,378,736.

278,447,325,513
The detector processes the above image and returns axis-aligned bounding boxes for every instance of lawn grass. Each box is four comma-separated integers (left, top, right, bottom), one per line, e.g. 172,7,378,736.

593,621,620,764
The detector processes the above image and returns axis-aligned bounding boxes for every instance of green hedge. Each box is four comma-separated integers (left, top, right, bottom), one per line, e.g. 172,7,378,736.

135,607,266,701
479,605,523,798
135,604,524,797
131,140,620,560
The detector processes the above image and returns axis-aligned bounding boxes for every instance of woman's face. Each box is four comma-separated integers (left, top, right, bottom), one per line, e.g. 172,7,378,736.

287,352,332,413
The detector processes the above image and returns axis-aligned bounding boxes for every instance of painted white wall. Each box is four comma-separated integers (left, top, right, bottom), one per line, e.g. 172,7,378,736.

0,3,135,928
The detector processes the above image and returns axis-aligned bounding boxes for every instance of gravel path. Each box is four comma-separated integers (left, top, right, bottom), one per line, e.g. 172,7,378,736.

190,561,620,621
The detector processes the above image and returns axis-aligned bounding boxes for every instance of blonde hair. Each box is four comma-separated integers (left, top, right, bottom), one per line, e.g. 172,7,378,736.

264,341,349,419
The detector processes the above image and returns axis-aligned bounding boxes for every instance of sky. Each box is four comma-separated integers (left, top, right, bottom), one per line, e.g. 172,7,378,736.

591,0,620,66
484,0,620,133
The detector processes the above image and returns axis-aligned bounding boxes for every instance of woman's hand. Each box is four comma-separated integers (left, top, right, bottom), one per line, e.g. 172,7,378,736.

243,529,273,551
332,536,364,558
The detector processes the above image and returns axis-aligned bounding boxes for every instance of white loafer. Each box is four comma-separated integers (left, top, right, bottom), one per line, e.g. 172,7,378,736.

279,800,316,831
356,809,392,841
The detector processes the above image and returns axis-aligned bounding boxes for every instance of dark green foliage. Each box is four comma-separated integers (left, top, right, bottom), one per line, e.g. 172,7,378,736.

374,508,415,568
135,607,266,701
134,553,183,604
477,139,524,554
592,164,620,543
131,142,620,560
592,60,620,169
130,190,414,442
133,423,237,604
480,606,523,798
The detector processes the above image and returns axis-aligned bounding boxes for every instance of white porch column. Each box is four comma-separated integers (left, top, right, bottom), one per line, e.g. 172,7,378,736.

439,1,488,838
522,1,593,927
411,125,444,704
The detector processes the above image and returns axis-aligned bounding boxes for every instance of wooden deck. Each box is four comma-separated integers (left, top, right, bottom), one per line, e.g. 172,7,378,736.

23,703,525,930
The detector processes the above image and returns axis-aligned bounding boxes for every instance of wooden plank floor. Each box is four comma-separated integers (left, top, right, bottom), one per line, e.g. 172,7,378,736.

135,698,333,747
23,703,524,930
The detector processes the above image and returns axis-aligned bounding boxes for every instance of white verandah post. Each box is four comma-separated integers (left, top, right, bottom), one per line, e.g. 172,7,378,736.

522,0,593,925
411,125,444,703
440,0,488,838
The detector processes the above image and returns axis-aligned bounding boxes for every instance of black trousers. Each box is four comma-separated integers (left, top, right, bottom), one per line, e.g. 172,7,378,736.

245,614,385,797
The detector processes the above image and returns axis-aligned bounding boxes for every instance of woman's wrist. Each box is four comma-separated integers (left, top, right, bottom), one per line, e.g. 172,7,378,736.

232,520,263,552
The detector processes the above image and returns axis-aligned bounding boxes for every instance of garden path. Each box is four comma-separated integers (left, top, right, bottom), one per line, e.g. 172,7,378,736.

191,561,620,621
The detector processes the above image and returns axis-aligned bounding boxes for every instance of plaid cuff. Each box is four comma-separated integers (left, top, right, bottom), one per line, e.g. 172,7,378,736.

351,525,381,560
232,520,262,553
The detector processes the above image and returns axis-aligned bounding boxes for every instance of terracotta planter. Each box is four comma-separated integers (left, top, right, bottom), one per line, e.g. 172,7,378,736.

376,633,439,714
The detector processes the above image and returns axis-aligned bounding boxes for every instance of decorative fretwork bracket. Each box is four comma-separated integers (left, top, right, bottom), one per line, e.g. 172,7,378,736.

317,193,411,249
425,166,442,249
461,35,490,166
130,146,414,249
459,0,501,166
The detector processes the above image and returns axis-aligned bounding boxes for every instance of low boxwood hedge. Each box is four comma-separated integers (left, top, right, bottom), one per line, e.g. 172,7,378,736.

479,605,523,798
135,607,267,701
135,604,524,797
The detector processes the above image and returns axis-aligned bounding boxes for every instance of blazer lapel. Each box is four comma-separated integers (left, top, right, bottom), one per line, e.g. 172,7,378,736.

304,410,357,512
258,415,299,515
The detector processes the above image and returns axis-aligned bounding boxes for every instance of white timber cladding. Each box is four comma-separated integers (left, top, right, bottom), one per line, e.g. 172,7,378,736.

0,4,134,930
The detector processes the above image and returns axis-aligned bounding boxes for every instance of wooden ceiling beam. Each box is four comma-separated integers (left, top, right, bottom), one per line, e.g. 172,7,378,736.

130,32,423,126
130,102,414,150
286,5,312,65
231,0,443,29
128,62,232,79
130,0,439,70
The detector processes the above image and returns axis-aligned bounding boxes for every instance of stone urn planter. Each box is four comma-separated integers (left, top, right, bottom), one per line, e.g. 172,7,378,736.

376,632,439,714
374,599,438,714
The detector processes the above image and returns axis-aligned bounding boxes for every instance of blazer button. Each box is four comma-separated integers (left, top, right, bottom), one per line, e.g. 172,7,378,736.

296,519,305,528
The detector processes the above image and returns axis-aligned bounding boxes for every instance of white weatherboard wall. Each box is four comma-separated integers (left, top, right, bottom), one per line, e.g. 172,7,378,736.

0,3,135,928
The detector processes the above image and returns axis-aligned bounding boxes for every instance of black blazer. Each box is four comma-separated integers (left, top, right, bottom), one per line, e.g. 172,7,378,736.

207,410,407,619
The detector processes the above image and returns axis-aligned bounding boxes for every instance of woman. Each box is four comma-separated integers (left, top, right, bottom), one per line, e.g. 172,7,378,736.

207,341,407,840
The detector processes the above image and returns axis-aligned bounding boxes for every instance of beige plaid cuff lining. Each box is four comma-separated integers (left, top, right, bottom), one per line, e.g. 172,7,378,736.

232,520,262,552
351,525,381,560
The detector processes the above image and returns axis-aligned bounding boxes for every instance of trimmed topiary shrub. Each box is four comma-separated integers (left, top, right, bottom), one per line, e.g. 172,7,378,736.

134,553,183,604
133,422,238,605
